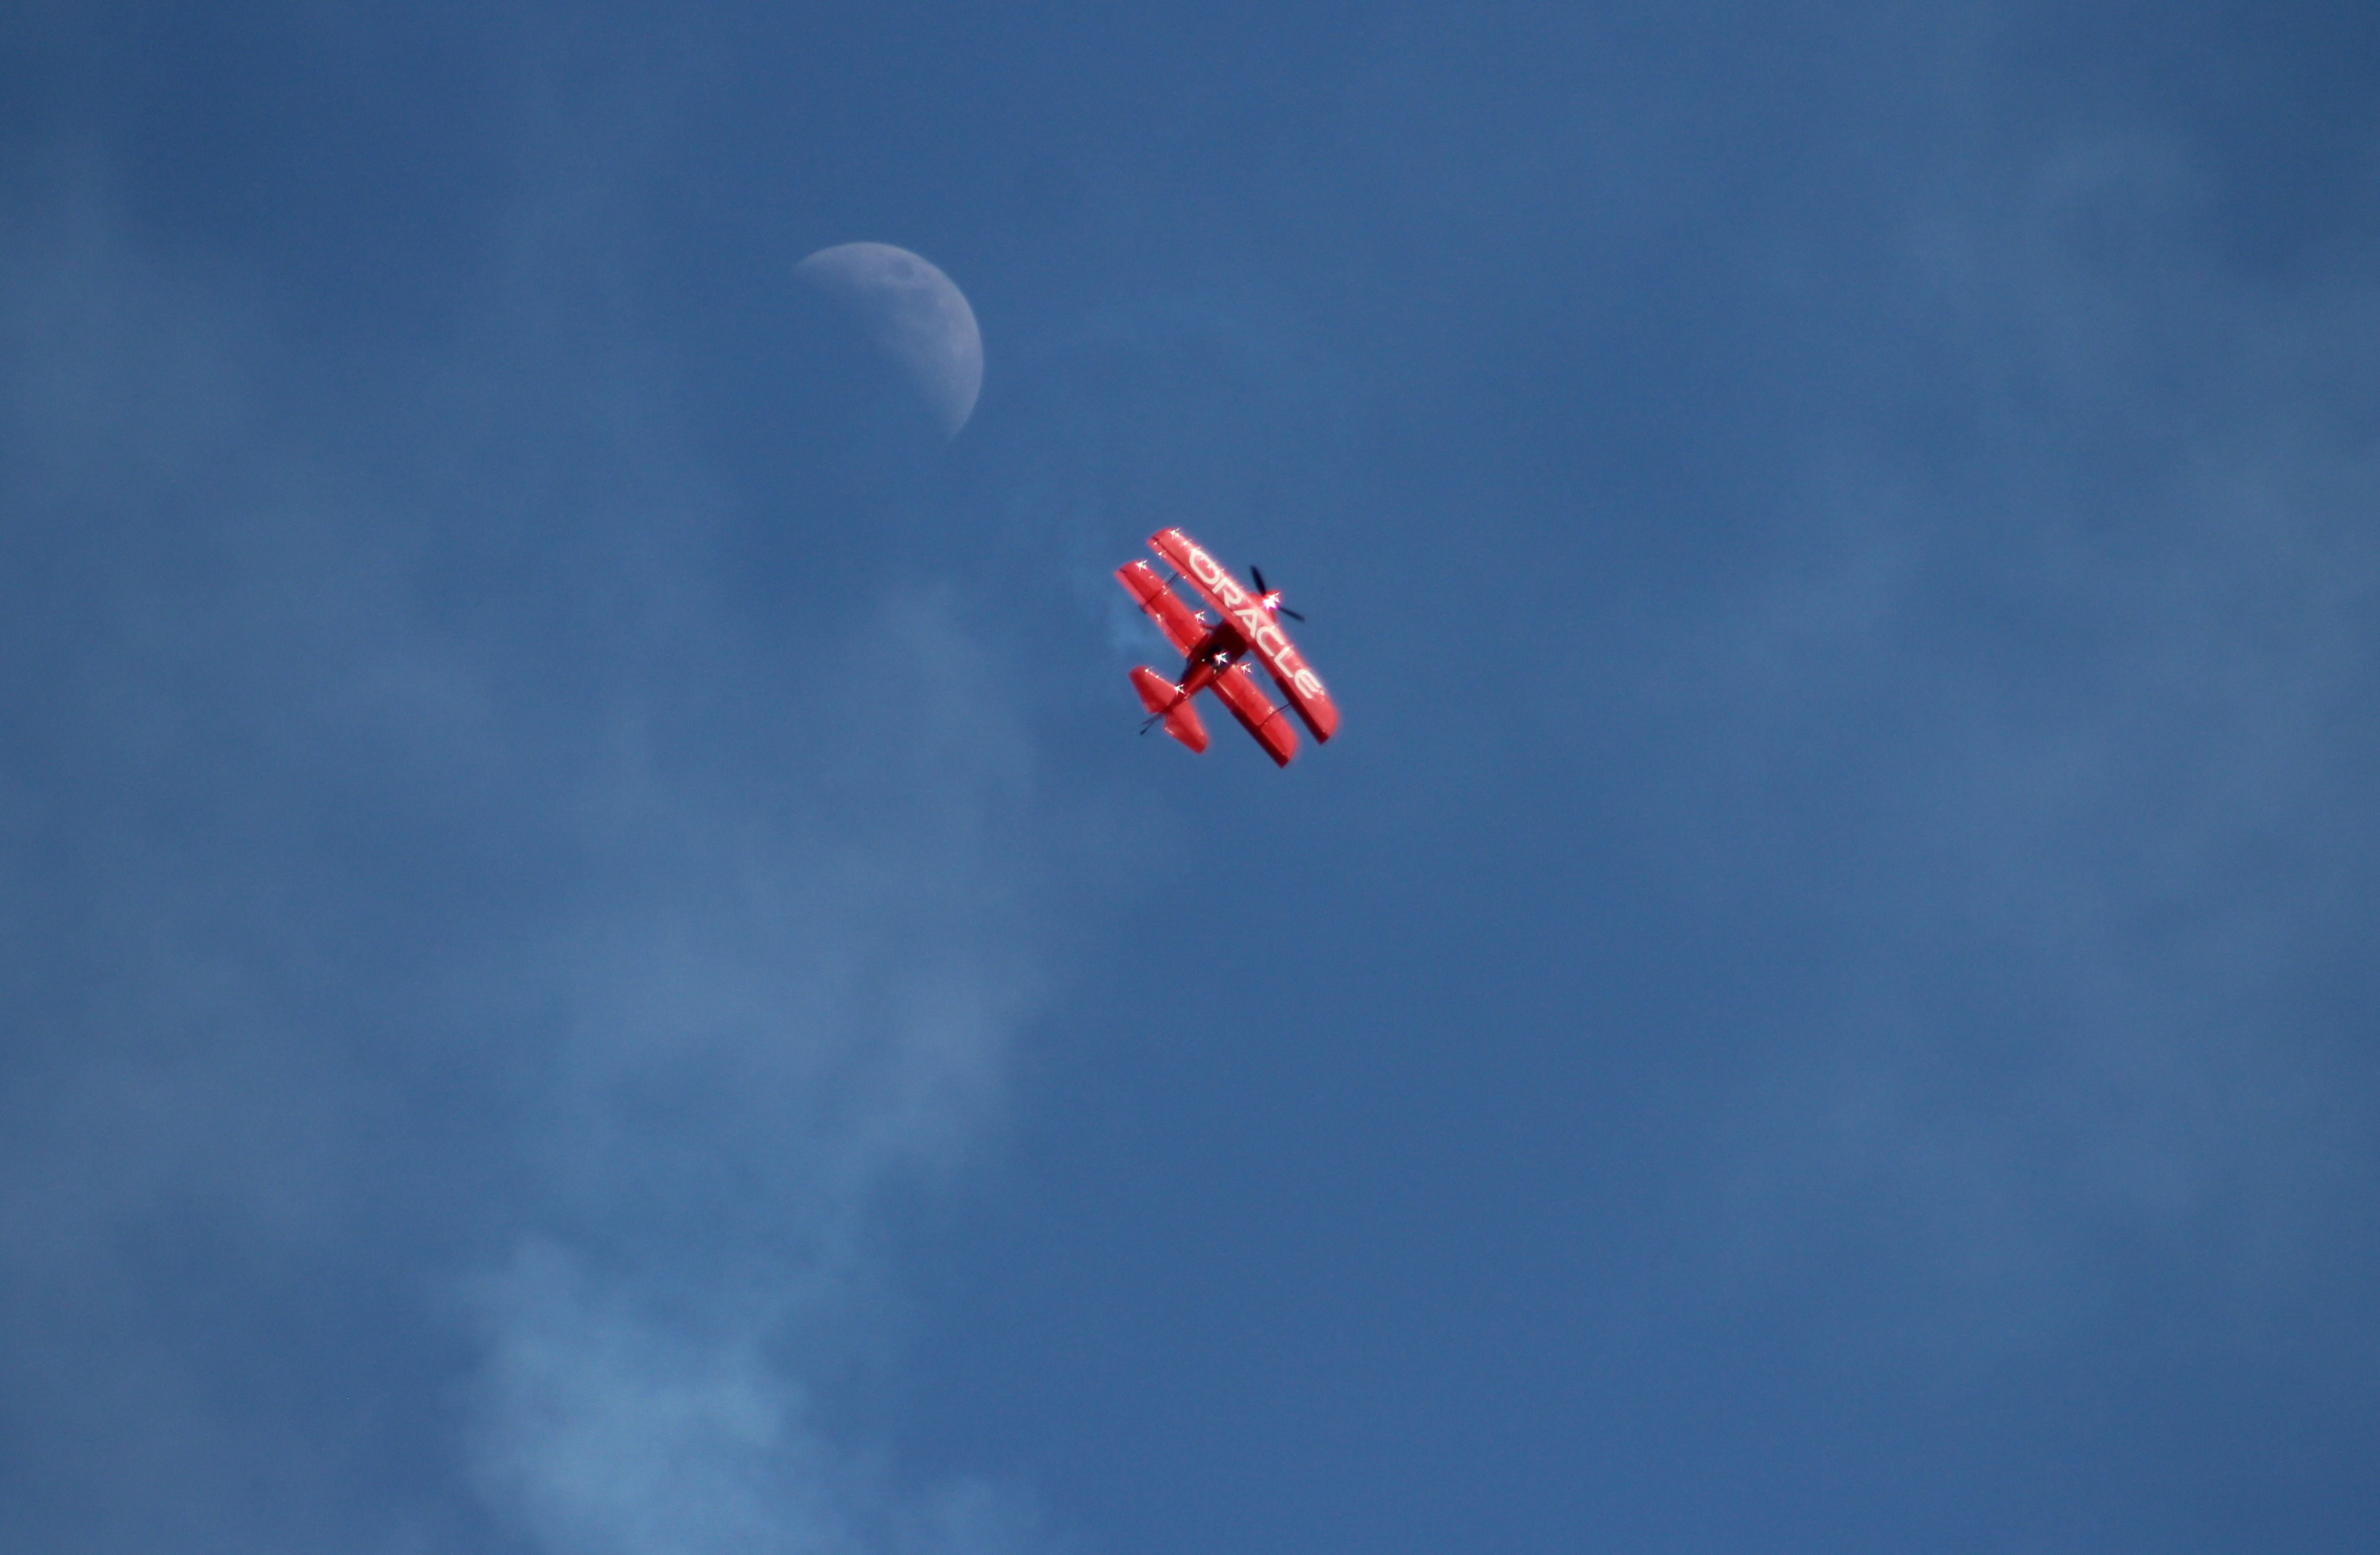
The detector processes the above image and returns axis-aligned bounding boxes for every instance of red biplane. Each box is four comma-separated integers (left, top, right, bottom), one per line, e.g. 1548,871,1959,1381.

1115,528,1339,767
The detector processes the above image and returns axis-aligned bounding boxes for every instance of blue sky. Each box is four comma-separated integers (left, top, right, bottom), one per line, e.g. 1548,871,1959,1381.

3,4,2376,1552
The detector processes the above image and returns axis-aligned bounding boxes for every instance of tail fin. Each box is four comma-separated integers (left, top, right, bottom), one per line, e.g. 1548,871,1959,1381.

1130,667,1208,754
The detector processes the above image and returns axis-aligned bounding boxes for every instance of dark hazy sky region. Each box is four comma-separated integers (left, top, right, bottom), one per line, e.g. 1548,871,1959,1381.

3,4,2376,1553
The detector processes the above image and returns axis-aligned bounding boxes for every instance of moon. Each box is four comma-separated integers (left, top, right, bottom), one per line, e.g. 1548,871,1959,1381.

792,243,983,438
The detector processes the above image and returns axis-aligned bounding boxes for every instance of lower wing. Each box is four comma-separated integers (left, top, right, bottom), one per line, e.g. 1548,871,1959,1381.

1115,560,1206,656
1210,662,1299,768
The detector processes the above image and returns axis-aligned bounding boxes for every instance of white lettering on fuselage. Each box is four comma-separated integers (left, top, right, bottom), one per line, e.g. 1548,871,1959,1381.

1183,541,1328,705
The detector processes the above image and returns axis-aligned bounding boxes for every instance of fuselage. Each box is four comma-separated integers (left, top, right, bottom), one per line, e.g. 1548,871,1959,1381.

1179,617,1249,693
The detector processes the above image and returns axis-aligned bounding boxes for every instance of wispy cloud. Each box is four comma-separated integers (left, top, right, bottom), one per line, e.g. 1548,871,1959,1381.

463,1239,1040,1555
0,143,1053,1554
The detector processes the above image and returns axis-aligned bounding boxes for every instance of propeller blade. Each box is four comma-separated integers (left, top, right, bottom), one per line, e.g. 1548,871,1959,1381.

1252,562,1308,621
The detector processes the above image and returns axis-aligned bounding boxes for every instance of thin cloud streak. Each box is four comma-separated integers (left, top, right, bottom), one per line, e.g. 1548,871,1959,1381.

0,156,1053,1555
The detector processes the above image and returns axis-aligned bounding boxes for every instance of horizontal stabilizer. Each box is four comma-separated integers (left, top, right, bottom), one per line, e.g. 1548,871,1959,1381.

1130,666,1208,754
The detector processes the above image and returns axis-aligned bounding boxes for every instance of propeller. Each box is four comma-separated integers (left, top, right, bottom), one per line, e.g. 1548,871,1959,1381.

1249,565,1306,622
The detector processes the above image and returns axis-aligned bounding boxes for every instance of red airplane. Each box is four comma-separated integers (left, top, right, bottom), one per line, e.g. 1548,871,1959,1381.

1115,528,1340,767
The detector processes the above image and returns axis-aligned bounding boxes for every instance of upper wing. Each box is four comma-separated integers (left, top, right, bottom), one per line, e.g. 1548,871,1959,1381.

1114,559,1206,656
1208,662,1298,767
1147,528,1340,743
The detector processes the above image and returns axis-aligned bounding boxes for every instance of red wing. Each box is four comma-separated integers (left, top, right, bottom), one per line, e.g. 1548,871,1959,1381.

1209,662,1298,768
1147,528,1340,743
1115,560,1207,656
1146,528,1244,620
